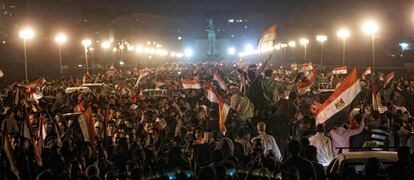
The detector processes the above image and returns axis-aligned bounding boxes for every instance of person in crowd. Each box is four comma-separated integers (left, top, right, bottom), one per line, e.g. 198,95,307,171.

282,140,317,180
308,124,334,167
251,122,282,161
329,112,366,154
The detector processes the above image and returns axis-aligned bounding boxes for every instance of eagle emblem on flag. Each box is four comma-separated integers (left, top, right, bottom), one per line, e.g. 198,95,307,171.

335,98,345,109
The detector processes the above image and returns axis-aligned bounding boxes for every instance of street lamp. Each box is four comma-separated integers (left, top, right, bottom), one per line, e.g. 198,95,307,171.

288,41,296,48
363,21,379,72
316,35,327,66
82,39,92,74
54,33,67,76
288,41,296,63
337,29,350,66
19,27,34,82
299,38,309,63
101,41,111,49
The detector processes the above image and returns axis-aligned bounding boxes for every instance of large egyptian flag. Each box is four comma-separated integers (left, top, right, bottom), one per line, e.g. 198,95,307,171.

205,84,230,134
3,124,20,179
213,71,228,91
361,67,372,80
296,67,317,95
181,79,201,89
78,107,94,143
316,68,361,130
257,24,277,52
383,71,395,88
332,66,348,75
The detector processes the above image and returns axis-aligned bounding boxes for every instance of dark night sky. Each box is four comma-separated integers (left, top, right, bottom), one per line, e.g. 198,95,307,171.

1,0,412,83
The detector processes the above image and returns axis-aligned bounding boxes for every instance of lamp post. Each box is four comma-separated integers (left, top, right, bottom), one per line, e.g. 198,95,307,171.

101,41,111,65
288,41,296,63
337,29,350,66
55,33,67,77
19,27,34,82
299,38,309,63
316,35,327,66
363,21,379,73
82,39,92,74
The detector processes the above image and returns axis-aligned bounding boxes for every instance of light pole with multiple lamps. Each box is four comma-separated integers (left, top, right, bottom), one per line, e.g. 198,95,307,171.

19,27,34,82
337,29,350,66
316,35,327,66
81,39,92,74
54,33,67,77
363,21,379,73
299,38,309,63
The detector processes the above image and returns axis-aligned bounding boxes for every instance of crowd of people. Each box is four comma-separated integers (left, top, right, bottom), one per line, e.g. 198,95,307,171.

1,61,414,180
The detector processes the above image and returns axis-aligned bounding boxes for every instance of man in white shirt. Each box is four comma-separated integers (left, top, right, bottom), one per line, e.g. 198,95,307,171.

251,122,282,161
329,113,366,155
309,124,334,166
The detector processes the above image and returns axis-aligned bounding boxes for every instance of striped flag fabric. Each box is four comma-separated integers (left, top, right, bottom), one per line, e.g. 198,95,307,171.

300,62,313,72
22,115,43,166
218,98,230,135
371,84,381,111
74,100,85,113
17,77,46,89
257,24,277,52
383,71,395,88
361,67,372,80
204,84,229,134
181,79,201,89
296,68,317,95
332,66,348,75
213,71,228,91
206,84,218,103
135,71,150,87
316,68,361,128
78,107,94,142
3,126,20,179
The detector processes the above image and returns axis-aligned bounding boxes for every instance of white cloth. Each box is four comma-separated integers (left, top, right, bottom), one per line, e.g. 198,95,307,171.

251,133,282,161
309,133,334,166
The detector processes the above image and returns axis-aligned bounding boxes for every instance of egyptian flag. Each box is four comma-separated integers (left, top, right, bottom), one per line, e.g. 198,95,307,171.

82,72,89,84
383,71,395,88
78,107,94,142
22,115,43,166
257,24,277,52
213,71,228,91
296,68,317,95
361,67,372,80
74,100,85,113
332,66,348,75
316,68,361,130
205,84,229,134
300,62,313,72
135,71,150,87
17,77,46,89
371,83,381,111
2,126,20,179
181,79,201,89
206,84,218,103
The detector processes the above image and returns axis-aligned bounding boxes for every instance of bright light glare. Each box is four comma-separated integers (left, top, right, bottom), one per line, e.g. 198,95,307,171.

119,44,125,50
19,28,34,40
245,44,254,52
127,45,135,51
281,44,288,48
113,47,117,52
135,45,144,53
228,47,236,55
399,42,409,51
119,61,125,65
337,29,350,39
82,39,92,47
288,41,296,47
316,35,327,42
184,48,193,57
363,21,379,34
54,33,67,44
299,38,309,46
101,41,110,49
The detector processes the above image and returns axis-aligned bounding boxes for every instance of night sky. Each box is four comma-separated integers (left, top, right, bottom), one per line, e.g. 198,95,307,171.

0,0,412,83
